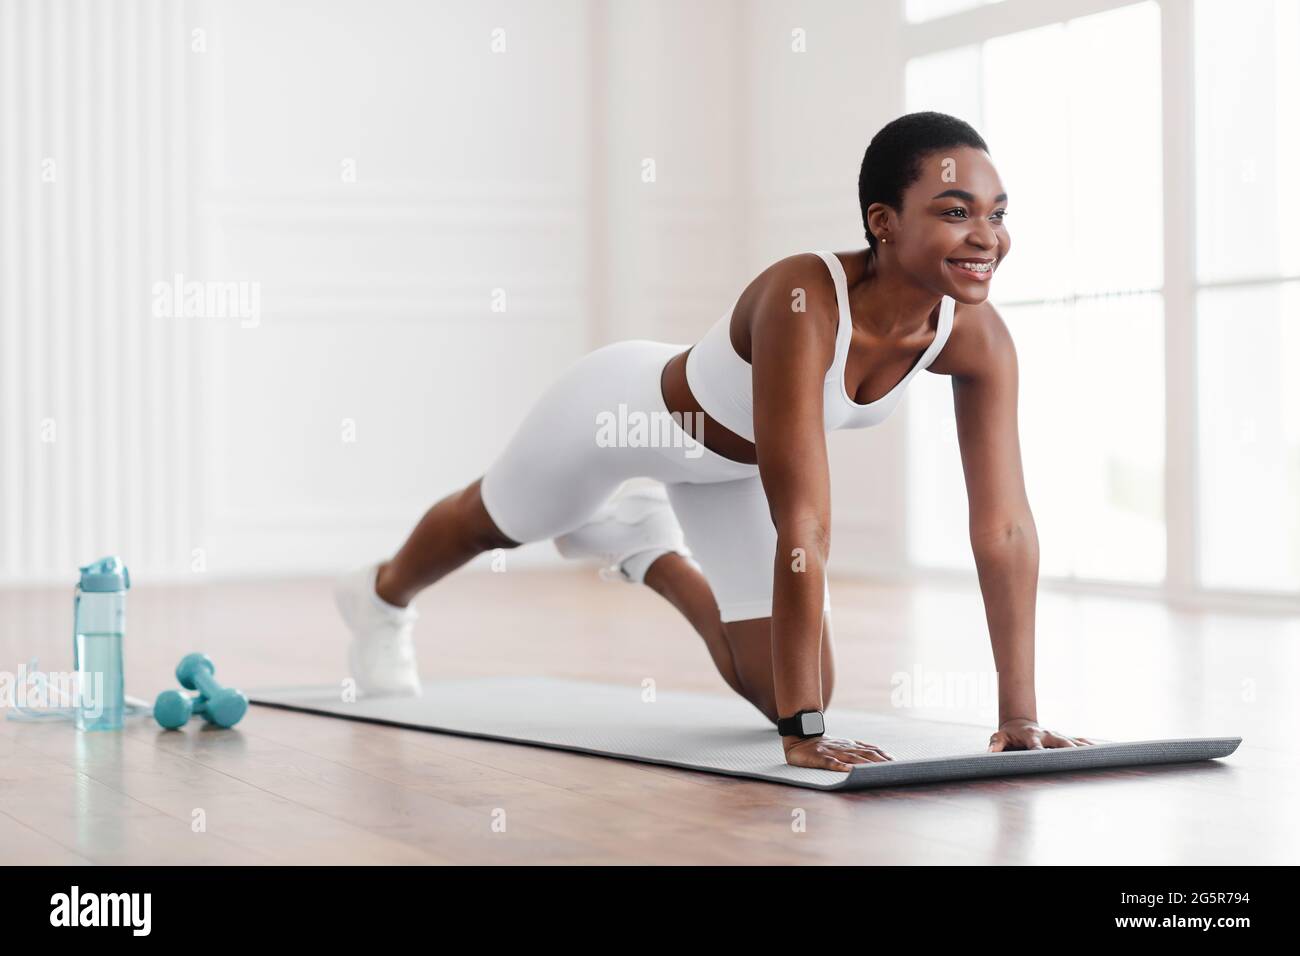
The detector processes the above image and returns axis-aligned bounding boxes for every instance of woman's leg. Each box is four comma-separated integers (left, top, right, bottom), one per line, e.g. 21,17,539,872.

718,615,836,726
370,341,681,611
370,471,838,719
375,477,517,608
662,475,835,725
642,552,745,698
642,554,836,724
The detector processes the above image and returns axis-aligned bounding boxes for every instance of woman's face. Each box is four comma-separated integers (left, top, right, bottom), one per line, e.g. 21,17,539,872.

872,146,1010,304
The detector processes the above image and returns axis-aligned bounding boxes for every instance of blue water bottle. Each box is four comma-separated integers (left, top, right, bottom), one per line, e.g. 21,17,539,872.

73,556,130,731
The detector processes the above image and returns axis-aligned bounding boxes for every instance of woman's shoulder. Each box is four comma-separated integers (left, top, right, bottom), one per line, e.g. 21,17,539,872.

740,251,842,331
928,298,1013,380
755,250,841,300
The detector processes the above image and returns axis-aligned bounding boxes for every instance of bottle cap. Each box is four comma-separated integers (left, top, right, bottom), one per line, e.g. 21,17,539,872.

79,556,131,592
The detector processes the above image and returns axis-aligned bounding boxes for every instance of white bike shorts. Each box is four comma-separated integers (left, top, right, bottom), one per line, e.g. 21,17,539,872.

480,339,829,623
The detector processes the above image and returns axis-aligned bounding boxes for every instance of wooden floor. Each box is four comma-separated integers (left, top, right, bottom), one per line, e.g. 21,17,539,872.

1,567,1295,865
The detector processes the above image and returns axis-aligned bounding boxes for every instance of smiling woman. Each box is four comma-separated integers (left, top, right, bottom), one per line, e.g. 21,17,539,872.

340,110,1095,774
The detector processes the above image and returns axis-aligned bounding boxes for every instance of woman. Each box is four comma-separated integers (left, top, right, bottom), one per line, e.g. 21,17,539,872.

335,111,1095,772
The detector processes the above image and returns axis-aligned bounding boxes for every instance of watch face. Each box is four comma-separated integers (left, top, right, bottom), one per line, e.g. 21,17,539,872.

800,712,825,735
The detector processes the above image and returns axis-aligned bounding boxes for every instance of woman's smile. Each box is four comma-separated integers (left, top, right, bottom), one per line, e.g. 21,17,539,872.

946,256,995,281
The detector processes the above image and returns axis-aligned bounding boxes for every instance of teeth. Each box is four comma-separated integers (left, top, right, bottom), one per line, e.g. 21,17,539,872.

951,260,992,273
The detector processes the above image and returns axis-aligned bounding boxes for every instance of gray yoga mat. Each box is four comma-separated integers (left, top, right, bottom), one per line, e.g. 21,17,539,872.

250,676,1240,791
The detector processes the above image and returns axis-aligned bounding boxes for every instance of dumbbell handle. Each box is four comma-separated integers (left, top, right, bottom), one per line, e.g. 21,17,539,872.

189,666,223,701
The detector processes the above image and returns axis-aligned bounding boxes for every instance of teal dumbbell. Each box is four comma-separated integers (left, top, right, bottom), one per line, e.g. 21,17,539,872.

153,688,207,729
152,653,248,729
153,689,239,729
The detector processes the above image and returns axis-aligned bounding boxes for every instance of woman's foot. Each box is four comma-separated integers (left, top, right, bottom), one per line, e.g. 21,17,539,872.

334,562,422,696
553,486,688,583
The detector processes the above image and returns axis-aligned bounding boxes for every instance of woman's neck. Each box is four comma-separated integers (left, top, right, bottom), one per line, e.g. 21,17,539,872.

850,248,943,339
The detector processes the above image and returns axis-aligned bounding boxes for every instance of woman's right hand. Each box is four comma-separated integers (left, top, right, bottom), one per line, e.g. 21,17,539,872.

783,735,895,772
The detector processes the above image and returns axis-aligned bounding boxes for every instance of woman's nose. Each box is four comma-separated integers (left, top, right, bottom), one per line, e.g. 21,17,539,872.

967,222,998,251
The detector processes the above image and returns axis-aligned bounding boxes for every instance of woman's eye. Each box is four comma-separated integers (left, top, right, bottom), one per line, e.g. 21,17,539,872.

951,205,1008,221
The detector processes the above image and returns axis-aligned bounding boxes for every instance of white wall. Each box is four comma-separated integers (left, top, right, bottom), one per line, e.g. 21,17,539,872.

0,0,909,585
192,0,594,577
595,0,751,347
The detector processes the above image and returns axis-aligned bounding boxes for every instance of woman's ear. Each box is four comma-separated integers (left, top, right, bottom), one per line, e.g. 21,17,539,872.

866,203,893,242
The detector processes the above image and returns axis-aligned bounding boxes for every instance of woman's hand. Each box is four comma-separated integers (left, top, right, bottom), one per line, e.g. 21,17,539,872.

784,735,895,772
988,717,1096,752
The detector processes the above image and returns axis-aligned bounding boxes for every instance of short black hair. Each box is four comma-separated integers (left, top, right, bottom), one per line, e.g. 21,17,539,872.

858,111,990,251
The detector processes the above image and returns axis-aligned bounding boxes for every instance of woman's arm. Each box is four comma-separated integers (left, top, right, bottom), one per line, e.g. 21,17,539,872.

951,303,1040,725
750,259,893,769
750,275,835,724
951,302,1096,751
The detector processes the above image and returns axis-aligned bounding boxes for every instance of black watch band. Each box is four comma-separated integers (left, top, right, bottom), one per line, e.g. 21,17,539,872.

777,709,826,738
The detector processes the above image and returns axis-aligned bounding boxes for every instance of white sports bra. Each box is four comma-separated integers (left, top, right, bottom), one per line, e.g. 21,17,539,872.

684,250,955,442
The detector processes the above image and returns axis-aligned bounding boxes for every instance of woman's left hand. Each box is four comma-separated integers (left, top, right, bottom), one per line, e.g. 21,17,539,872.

988,717,1097,752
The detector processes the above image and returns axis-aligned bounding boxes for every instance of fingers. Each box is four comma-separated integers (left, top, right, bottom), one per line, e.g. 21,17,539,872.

1044,731,1102,748
836,753,875,765
785,738,915,771
989,732,1045,751
988,729,1099,752
828,746,891,764
851,740,895,761
809,748,888,771
849,750,892,763
806,740,895,771
828,739,894,760
819,756,855,773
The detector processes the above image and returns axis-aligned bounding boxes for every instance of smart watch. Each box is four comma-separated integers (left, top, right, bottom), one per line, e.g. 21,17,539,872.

777,709,826,739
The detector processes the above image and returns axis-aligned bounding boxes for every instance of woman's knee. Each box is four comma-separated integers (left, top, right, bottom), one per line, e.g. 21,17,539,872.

462,479,522,551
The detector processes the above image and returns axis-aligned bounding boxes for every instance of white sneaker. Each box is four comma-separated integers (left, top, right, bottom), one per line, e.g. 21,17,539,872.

553,486,687,583
334,562,422,697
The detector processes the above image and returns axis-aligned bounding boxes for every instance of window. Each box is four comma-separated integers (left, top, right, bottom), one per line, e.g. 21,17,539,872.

1194,0,1300,592
904,2,1166,585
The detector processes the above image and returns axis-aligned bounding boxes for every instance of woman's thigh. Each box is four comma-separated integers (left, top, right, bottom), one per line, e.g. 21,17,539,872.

665,474,830,626
479,340,683,543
